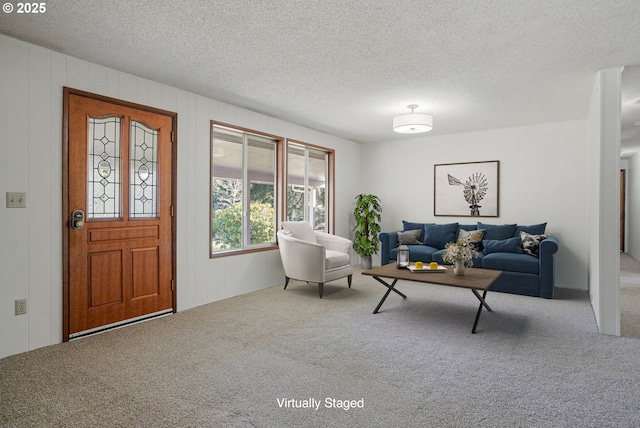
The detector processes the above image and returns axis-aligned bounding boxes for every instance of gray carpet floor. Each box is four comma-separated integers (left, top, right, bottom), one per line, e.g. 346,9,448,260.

621,253,640,340
2,266,640,427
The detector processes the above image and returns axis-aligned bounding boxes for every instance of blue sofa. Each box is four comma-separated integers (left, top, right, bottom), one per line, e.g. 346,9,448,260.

378,221,559,298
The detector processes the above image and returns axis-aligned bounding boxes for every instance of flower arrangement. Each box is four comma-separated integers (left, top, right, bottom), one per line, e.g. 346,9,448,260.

441,239,478,267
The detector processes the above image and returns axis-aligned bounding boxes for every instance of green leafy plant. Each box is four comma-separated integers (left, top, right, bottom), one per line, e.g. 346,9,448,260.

353,194,382,257
212,202,274,249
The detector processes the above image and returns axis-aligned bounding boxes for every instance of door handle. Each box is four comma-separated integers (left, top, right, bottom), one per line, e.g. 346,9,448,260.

71,210,85,230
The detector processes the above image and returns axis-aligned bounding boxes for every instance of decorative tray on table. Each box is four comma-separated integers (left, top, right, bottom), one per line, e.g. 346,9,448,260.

407,264,447,273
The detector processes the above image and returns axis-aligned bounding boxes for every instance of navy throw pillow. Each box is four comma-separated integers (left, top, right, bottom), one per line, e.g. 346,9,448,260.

402,221,434,241
478,222,517,240
423,223,458,249
483,237,524,254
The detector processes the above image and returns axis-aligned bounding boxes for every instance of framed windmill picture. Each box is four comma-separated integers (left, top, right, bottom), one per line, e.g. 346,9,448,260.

434,160,499,217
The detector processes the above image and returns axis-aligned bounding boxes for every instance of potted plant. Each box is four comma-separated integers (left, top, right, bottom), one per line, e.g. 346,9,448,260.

441,239,478,275
353,194,382,270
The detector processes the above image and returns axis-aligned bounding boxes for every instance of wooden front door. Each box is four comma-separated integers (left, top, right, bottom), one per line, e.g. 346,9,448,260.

63,89,176,339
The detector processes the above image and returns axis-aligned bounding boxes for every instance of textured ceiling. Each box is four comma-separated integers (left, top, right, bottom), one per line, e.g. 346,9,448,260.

1,0,640,146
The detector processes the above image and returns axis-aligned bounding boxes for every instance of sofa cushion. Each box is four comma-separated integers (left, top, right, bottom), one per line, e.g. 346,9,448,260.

478,222,517,240
281,221,316,243
423,223,458,249
397,229,423,245
458,228,486,251
482,252,539,274
513,223,547,237
391,245,439,263
483,237,524,254
403,220,429,231
325,250,350,270
520,232,548,257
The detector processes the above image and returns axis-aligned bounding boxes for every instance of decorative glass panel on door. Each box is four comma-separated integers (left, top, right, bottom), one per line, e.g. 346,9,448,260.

88,117,121,219
130,121,158,218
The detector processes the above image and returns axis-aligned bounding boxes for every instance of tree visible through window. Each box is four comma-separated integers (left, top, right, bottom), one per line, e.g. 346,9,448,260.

210,125,334,257
211,124,278,253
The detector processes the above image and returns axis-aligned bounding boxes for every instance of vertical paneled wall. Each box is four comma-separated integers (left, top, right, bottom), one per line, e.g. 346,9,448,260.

1,35,31,354
0,34,362,359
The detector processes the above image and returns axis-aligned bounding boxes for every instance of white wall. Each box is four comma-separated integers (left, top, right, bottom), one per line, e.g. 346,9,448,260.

586,68,621,335
587,73,603,325
0,34,362,359
360,120,588,291
627,153,640,260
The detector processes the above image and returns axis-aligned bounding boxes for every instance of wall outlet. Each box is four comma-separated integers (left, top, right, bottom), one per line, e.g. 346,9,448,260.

15,299,27,315
6,192,27,208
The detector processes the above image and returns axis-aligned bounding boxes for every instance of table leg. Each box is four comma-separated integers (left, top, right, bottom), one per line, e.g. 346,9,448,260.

471,289,491,334
372,277,406,314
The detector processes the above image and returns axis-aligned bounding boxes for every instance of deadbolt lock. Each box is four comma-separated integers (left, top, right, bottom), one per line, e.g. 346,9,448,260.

71,210,85,230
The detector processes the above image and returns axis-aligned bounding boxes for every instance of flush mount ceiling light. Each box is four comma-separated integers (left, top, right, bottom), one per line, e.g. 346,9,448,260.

393,104,433,134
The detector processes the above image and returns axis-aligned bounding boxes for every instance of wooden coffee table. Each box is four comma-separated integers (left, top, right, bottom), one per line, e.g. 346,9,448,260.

362,263,502,333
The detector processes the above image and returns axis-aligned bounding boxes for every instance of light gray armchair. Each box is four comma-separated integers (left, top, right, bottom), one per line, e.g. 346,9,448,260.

277,221,353,298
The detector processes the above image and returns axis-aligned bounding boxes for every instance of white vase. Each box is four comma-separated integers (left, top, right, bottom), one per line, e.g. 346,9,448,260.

454,259,466,276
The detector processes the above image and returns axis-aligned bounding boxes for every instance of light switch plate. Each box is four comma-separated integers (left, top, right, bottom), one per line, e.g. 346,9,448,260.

6,192,26,208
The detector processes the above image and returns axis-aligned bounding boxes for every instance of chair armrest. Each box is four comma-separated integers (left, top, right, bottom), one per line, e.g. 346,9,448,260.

314,232,353,265
539,235,559,298
379,231,399,266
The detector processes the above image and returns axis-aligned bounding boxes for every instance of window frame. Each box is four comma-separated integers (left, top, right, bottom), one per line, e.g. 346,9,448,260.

209,123,336,258
285,139,335,235
210,121,284,258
